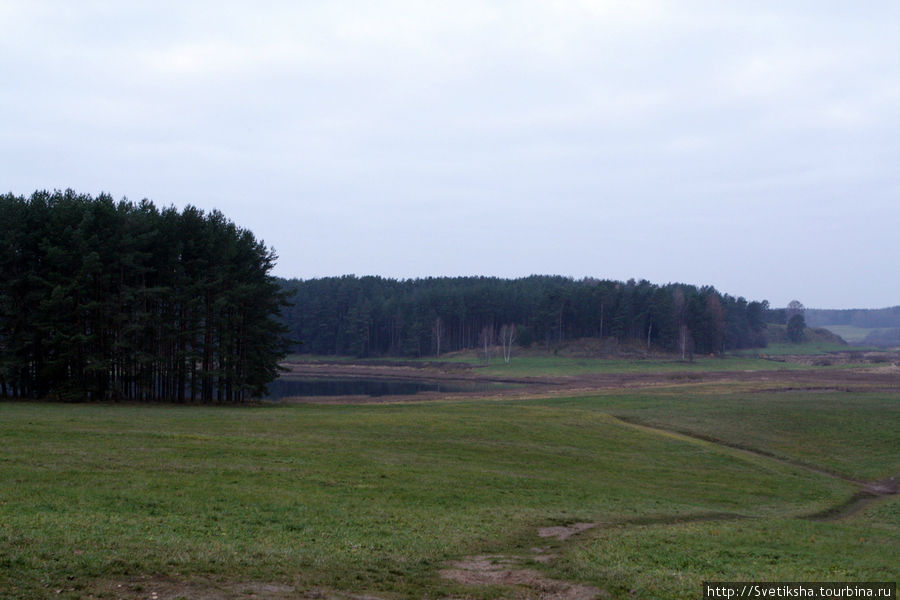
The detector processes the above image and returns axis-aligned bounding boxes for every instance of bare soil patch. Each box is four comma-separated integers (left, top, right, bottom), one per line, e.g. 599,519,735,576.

441,555,602,600
537,522,597,541
440,520,607,600
763,351,900,367
863,476,898,495
91,576,385,600
92,576,295,600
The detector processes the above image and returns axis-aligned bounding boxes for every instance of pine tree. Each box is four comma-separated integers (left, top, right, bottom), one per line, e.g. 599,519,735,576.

0,190,289,402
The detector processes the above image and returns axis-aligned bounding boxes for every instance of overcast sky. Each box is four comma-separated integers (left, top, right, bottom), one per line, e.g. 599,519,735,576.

2,1,898,309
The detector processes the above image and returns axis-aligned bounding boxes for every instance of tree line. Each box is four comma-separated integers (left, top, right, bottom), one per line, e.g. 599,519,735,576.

804,306,900,329
278,275,769,358
0,190,289,402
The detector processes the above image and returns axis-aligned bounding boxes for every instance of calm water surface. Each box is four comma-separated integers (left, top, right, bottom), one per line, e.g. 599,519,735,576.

266,377,507,399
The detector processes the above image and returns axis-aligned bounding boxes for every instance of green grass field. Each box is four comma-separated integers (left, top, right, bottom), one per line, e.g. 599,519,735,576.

752,341,856,355
473,355,808,376
1,384,896,599
465,353,874,377
286,345,887,378
818,325,891,345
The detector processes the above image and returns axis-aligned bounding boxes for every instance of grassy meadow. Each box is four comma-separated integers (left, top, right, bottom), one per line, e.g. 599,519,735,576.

471,354,815,376
817,325,890,345
1,381,897,599
289,352,868,377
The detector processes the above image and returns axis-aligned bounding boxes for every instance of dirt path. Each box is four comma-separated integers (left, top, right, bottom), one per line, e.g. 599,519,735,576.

610,415,863,483
440,520,611,598
440,513,755,599
441,553,602,600
609,415,898,522
142,358,892,599
439,470,896,599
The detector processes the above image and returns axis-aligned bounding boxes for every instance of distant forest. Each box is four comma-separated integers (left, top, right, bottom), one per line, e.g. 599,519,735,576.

804,306,900,347
805,306,900,329
279,276,770,358
7,190,853,403
0,190,289,402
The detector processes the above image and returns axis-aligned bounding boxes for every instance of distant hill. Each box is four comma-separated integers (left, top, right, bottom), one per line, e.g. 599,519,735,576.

805,306,900,328
805,306,900,347
765,324,847,346
858,328,900,348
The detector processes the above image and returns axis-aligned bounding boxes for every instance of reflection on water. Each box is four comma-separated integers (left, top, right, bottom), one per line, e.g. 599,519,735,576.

266,377,504,399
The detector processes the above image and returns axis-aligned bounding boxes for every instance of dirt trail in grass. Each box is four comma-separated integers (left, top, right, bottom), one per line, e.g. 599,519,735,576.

440,514,752,599
438,520,610,598
441,554,602,600
95,360,894,599
803,477,898,522
440,473,896,599
94,576,388,600
609,415,898,521
538,522,597,541
610,415,863,483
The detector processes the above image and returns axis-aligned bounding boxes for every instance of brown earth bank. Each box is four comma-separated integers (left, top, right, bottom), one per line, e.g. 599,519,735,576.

90,576,387,600
757,350,900,366
277,358,900,404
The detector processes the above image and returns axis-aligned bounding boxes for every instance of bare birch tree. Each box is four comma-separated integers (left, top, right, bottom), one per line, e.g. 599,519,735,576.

499,323,517,364
432,317,444,357
680,325,694,362
479,325,494,364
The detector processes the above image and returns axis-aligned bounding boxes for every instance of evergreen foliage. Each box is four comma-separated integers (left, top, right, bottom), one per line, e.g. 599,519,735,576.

787,314,807,343
0,190,289,402
279,275,769,357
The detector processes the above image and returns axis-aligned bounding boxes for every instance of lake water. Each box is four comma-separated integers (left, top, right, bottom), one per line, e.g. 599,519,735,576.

265,377,507,399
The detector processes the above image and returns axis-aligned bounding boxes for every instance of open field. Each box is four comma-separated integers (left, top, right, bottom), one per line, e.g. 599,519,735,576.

750,341,858,355
1,362,897,599
287,348,900,379
279,352,900,402
819,325,893,345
